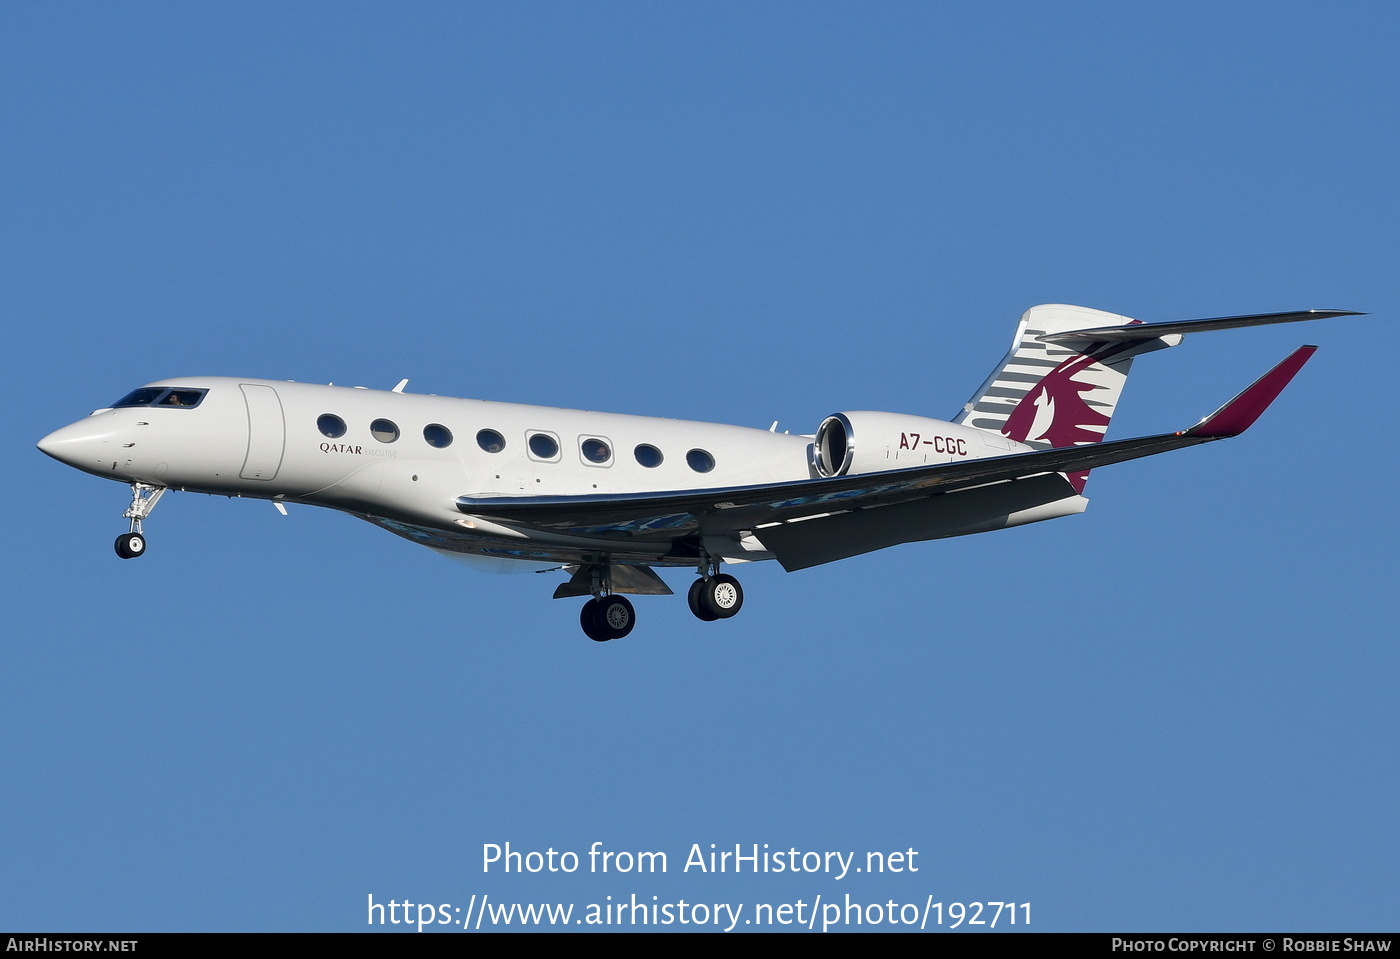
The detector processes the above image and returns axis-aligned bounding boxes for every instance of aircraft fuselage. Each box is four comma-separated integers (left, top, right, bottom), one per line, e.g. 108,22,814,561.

37,376,1000,569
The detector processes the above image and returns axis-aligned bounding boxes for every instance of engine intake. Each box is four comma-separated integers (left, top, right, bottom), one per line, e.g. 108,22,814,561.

812,411,1020,477
814,413,854,477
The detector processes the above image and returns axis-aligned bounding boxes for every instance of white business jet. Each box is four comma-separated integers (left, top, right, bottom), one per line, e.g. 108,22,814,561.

38,304,1356,641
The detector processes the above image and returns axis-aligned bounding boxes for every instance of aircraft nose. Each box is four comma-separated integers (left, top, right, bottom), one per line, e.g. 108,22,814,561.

37,417,118,471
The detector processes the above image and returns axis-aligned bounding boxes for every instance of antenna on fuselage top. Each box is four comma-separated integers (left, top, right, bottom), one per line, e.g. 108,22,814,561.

392,379,409,393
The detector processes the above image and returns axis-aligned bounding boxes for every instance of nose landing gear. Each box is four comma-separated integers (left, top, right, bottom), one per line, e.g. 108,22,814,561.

114,532,146,559
113,483,166,560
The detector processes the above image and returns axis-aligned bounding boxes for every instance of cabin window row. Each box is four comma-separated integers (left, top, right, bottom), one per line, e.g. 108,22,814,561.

315,415,714,473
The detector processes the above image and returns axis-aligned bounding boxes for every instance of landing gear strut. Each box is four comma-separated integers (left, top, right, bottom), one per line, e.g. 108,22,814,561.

114,482,165,560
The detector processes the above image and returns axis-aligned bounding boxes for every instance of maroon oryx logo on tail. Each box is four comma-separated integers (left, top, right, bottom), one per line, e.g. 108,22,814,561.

1002,352,1114,493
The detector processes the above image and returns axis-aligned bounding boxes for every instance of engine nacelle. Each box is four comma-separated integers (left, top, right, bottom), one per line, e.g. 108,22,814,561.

812,411,1029,477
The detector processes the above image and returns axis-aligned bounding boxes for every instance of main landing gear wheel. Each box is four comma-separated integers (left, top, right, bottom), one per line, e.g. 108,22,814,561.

114,532,146,559
688,574,743,621
580,595,635,641
687,579,719,621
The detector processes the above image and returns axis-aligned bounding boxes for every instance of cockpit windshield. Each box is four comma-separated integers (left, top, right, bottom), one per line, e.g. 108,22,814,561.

112,387,208,409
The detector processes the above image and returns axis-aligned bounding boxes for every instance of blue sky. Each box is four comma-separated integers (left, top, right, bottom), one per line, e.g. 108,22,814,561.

3,2,1396,932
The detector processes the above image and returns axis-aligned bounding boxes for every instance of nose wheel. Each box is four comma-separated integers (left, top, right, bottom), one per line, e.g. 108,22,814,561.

114,482,166,560
114,532,146,559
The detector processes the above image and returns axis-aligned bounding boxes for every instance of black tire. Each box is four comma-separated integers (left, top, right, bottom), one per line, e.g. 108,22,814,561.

702,574,743,619
596,595,635,639
580,599,611,641
114,532,146,559
688,578,719,621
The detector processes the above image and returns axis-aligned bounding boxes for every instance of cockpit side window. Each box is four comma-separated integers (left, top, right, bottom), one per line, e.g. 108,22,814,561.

112,387,208,409
157,389,207,407
113,388,166,408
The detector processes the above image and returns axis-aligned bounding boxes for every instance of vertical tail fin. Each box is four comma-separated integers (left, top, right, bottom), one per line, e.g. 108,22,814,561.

954,304,1178,490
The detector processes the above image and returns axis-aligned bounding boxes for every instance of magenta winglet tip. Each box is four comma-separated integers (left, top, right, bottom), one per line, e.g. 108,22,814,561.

1188,346,1318,438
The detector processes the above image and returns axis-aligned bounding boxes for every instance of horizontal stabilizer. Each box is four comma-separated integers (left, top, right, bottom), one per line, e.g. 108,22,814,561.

1038,309,1362,345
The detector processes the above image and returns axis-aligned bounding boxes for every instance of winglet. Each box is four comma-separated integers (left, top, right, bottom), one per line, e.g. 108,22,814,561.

1185,346,1317,438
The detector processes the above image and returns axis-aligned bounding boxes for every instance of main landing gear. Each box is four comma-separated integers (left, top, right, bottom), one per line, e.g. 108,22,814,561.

575,564,638,642
574,557,746,641
687,573,744,621
580,594,636,642
113,482,166,560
